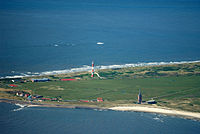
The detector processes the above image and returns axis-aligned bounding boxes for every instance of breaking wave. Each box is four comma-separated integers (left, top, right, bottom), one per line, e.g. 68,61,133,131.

153,117,164,122
13,103,27,112
2,60,200,79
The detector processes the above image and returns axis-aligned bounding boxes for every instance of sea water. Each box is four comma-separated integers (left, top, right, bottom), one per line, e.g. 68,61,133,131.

1,0,200,77
0,102,200,134
1,1,200,133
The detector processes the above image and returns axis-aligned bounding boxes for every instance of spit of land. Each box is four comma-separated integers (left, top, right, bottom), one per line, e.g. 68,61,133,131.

0,62,200,120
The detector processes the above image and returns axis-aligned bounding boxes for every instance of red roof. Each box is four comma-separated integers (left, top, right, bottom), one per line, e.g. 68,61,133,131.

80,100,89,102
42,98,51,100
60,79,76,81
97,98,103,102
9,84,18,87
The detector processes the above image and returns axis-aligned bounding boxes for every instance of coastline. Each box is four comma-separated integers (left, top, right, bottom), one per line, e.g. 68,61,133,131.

0,98,101,110
1,61,200,121
2,60,200,79
109,105,200,120
1,98,200,120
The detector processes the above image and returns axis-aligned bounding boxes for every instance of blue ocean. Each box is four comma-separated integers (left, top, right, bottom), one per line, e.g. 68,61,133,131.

0,0,200,78
1,1,200,133
0,102,199,134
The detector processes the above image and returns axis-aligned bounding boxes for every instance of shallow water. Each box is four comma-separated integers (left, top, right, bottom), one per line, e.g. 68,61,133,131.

0,102,200,134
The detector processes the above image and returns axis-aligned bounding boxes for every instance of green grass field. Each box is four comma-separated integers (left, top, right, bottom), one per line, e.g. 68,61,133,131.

17,75,200,101
1,62,200,112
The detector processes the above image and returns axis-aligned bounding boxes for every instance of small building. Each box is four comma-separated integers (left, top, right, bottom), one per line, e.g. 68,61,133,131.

51,98,59,101
27,95,32,101
9,84,18,87
36,95,43,99
41,98,51,101
19,93,24,97
32,95,43,99
16,92,24,97
147,100,157,104
24,94,30,98
80,100,89,103
97,98,103,102
138,89,142,104
60,79,76,81
31,78,50,82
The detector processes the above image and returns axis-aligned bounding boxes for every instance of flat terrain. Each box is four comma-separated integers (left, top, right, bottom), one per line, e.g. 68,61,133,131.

0,62,200,112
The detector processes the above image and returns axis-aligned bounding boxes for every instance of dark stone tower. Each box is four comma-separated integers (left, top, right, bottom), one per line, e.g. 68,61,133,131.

138,89,142,104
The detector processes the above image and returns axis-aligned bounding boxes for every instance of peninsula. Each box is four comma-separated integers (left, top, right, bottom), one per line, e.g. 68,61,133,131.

0,61,200,120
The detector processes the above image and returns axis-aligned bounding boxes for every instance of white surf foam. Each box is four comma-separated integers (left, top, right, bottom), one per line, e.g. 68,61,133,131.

2,60,200,79
13,103,27,112
5,75,25,79
153,117,164,122
13,107,24,112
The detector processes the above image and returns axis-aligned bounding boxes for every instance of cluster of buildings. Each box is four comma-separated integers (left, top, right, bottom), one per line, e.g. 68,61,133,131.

16,91,30,97
79,98,104,103
13,90,60,102
12,90,104,103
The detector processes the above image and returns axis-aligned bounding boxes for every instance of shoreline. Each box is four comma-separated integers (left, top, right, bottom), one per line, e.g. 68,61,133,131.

0,98,101,110
1,61,200,121
2,60,200,79
1,98,200,121
109,105,200,120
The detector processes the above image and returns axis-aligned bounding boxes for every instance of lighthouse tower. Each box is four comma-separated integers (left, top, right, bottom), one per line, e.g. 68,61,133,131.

138,89,142,104
91,61,94,77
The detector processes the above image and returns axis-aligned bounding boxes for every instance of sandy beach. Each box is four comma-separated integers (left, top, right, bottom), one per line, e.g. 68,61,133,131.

109,105,200,120
1,98,200,120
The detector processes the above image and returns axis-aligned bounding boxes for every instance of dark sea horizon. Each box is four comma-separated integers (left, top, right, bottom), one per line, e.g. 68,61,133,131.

1,0,200,78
